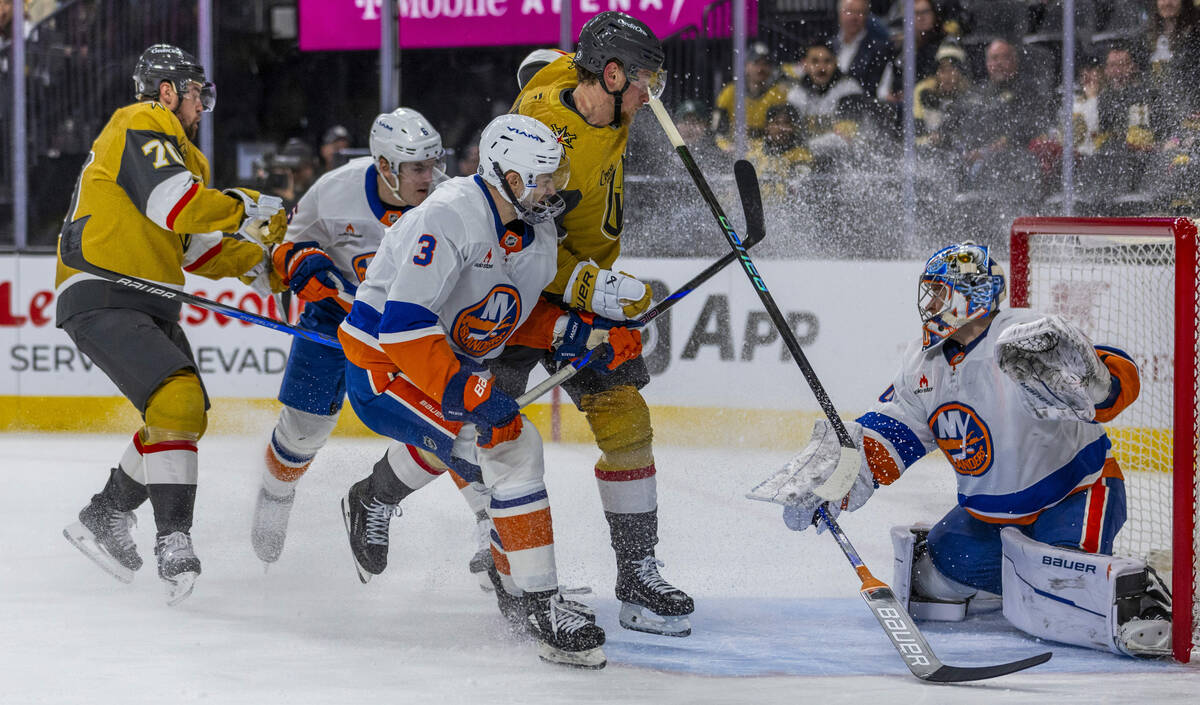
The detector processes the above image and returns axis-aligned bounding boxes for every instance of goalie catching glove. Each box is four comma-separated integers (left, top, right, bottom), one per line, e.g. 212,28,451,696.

565,261,652,320
441,370,522,448
551,311,642,373
272,241,357,312
994,315,1112,422
747,418,876,533
225,188,288,247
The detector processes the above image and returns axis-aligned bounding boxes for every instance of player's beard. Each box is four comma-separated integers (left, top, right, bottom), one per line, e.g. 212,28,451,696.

175,108,200,143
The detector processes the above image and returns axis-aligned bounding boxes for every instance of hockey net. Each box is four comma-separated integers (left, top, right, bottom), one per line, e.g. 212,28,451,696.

1010,217,1199,663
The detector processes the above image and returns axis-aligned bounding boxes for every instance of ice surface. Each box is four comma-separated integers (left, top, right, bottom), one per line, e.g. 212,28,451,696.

1,433,1197,704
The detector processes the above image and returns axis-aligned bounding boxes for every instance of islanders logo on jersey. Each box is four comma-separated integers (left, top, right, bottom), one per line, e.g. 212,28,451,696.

451,285,522,357
927,402,994,476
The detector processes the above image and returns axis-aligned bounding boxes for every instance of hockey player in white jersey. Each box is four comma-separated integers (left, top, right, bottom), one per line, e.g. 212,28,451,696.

336,114,641,668
750,241,1172,657
250,108,502,565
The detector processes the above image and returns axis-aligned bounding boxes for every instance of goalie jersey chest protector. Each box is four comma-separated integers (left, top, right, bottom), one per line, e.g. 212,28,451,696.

285,156,409,285
512,53,629,296
339,175,557,369
859,308,1121,523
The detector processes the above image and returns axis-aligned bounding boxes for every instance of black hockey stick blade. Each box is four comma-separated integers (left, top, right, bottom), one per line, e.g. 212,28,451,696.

859,583,1052,683
59,226,342,349
734,159,765,249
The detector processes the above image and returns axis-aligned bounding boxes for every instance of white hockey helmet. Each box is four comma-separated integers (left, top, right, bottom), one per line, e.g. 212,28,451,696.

477,114,569,224
369,107,444,171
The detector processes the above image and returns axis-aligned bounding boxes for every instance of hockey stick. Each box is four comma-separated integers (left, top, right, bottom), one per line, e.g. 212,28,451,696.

516,161,768,405
651,102,1052,682
58,227,342,349
814,505,1052,682
649,98,859,500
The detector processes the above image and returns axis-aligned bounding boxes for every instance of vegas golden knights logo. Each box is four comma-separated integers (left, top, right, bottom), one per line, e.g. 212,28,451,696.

601,160,624,240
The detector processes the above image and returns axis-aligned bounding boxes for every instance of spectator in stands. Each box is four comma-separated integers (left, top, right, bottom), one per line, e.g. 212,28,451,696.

713,41,789,152
832,0,894,99
915,42,970,146
456,137,479,177
745,103,812,198
1,0,12,44
786,39,870,168
881,0,946,103
936,38,1050,194
677,99,723,161
1146,0,1200,108
319,124,351,173
1097,45,1162,153
1072,55,1105,156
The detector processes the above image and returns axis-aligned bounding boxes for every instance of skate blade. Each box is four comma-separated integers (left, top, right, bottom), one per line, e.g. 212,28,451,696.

1119,620,1173,657
340,497,372,585
63,523,135,584
164,571,197,606
619,602,692,637
536,643,607,670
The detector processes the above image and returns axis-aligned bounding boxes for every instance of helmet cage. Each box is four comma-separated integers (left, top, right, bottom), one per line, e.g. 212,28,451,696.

478,115,568,224
918,242,1005,348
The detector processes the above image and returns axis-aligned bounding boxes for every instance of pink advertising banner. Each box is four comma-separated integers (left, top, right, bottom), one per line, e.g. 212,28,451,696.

298,0,748,51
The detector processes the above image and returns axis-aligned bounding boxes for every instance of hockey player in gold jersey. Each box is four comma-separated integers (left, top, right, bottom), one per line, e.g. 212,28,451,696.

488,12,695,637
59,44,287,605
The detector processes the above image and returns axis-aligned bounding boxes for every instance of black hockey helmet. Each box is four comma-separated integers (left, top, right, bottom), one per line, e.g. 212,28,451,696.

132,44,215,111
575,11,664,79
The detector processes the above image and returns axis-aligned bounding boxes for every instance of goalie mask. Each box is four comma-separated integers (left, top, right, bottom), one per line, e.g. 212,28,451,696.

918,242,1006,349
478,114,569,225
369,108,445,204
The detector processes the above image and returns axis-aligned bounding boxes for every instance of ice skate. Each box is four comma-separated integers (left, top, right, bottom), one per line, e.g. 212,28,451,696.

616,556,694,637
487,565,596,635
63,498,142,583
155,531,201,606
470,511,495,592
341,477,399,584
251,486,295,565
526,591,606,669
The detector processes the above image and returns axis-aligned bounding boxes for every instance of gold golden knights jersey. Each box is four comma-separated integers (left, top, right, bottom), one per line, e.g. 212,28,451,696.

511,53,628,297
55,101,264,324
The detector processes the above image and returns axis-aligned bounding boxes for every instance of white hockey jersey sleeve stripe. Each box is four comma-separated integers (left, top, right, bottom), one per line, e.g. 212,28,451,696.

182,231,225,271
959,435,1110,519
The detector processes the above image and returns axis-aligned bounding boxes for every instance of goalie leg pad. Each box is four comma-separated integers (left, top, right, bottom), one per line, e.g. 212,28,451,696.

893,524,977,621
1000,527,1152,654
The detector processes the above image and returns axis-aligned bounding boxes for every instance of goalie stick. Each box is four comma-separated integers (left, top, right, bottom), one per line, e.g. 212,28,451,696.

59,227,341,349
814,505,1052,682
649,100,1051,683
516,160,768,405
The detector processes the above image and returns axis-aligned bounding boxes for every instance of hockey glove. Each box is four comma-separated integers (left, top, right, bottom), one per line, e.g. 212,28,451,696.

747,418,875,533
226,188,288,247
238,249,285,295
551,311,643,373
272,241,357,312
994,315,1112,422
565,261,652,320
442,370,523,448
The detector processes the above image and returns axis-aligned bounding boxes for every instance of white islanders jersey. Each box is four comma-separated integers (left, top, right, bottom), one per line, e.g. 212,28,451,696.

285,156,411,284
858,308,1125,523
339,175,557,370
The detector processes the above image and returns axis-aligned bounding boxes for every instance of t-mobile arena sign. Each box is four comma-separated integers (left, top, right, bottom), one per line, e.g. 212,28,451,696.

299,0,748,50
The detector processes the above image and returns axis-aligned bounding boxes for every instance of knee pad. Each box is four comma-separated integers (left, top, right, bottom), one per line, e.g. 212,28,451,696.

579,385,653,470
143,370,207,442
1000,527,1168,655
478,421,545,498
891,524,980,622
274,405,339,458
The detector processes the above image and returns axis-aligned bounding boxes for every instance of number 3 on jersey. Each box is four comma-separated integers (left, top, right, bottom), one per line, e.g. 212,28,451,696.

413,234,437,266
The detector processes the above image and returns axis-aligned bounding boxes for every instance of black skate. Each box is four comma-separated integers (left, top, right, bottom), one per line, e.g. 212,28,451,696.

487,565,597,635
341,477,399,584
155,531,201,606
470,511,496,592
616,556,694,637
63,498,142,583
252,487,295,565
526,591,606,669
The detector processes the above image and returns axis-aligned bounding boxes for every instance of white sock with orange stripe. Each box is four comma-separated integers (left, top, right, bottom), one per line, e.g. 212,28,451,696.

262,407,338,498
489,480,556,593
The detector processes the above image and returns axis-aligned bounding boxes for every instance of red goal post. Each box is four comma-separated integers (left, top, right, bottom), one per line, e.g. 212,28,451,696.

1010,216,1199,662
